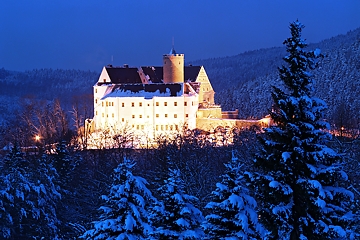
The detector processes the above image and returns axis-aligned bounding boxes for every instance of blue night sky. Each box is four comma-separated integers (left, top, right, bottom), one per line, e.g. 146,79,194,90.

1,0,360,72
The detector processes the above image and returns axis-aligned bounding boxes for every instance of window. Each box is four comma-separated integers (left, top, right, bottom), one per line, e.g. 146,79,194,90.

131,102,135,107
174,102,177,106
95,89,97,93
156,125,159,131
174,114,177,118
156,102,159,106
106,114,108,118
102,102,104,107
112,102,114,106
148,104,150,106
170,125,173,131
175,125,179,131
165,125,168,131
103,79,106,83
156,114,159,118
96,111,98,116
112,113,114,118
132,124,134,128
161,125,164,131
147,115,149,118
139,115,142,118
102,113,104,117
141,125,144,130
139,102,142,107
95,99,98,104
132,115,135,118
164,102,167,106
184,102,187,106
137,125,139,130
165,114,168,118
185,114,189,118
192,101,194,106
122,103,124,107
106,102,108,107
122,118,124,122
207,98,209,102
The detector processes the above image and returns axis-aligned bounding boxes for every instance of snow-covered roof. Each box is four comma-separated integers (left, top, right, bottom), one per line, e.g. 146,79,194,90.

101,83,184,99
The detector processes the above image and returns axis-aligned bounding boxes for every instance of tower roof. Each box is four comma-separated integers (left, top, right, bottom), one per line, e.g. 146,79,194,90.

169,47,177,55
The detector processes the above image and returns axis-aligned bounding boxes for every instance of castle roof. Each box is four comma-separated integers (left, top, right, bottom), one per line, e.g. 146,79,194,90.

102,65,202,84
102,83,183,99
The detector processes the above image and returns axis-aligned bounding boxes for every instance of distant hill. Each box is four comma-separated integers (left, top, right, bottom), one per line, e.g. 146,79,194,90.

0,27,359,128
190,27,360,128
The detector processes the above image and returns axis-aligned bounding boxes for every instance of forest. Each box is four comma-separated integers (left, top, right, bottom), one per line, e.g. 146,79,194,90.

1,21,360,239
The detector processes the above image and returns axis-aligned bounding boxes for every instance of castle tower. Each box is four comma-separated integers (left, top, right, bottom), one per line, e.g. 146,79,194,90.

163,47,184,83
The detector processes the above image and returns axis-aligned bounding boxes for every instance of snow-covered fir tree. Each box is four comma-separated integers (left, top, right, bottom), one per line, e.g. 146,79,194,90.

150,166,204,239
203,152,265,239
0,145,61,239
81,158,153,240
252,20,355,239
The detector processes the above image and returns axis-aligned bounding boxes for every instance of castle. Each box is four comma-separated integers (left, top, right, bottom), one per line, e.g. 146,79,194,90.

88,48,269,143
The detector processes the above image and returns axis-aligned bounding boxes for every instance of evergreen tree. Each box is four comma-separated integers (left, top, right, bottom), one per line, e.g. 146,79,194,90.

252,20,354,239
204,152,265,239
81,158,153,240
150,167,204,239
0,145,61,239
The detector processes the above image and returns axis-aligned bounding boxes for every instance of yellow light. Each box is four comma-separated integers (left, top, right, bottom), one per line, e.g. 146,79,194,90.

35,135,41,141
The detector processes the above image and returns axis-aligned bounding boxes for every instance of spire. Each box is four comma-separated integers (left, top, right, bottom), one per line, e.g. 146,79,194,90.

170,37,176,54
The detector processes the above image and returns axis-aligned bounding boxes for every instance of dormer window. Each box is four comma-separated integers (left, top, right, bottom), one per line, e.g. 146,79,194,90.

103,79,106,83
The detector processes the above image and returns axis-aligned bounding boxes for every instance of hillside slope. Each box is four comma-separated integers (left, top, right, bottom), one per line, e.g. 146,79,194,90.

190,27,360,127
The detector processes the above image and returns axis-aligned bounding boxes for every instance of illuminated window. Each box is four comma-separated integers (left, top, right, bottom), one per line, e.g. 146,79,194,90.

131,102,135,107
184,102,187,106
106,114,108,118
95,89,97,93
96,111,98,116
192,101,194,106
164,102,167,106
170,125,173,131
174,114,177,118
147,115,149,118
112,102,114,106
165,114,168,118
132,124,134,128
156,125,159,131
139,102,142,107
122,103,124,107
174,102,177,106
139,115,142,118
185,114,189,118
102,102,104,107
156,102,159,106
106,102,108,107
103,79,106,83
95,99,98,104
137,125,139,130
122,118,124,122
102,113,104,117
175,125,179,131
132,115,135,118
165,125,168,131
161,125,164,131
112,113,114,118
156,114,159,118
141,125,144,130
